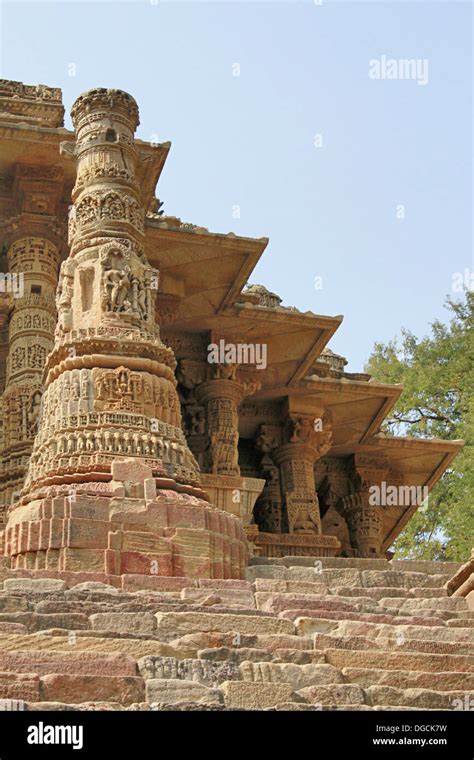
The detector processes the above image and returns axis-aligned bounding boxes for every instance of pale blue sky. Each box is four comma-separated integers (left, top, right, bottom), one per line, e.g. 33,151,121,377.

1,0,472,371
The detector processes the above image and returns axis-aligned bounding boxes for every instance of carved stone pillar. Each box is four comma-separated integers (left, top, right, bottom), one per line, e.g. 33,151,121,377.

1,89,249,580
340,454,390,557
0,164,65,518
272,412,333,535
196,371,244,476
176,359,208,471
253,424,284,533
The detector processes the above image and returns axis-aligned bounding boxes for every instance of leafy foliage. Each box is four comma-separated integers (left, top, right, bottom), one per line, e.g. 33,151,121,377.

365,292,473,561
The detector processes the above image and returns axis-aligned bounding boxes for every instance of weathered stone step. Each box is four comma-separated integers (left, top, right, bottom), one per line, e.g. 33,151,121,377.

146,678,224,707
248,557,390,570
297,683,365,705
139,655,239,685
390,560,462,574
312,632,474,656
0,632,197,660
292,609,446,628
0,596,31,612
0,671,39,702
196,644,323,665
18,701,146,711
239,661,343,690
0,650,137,677
198,646,275,663
0,612,90,632
90,612,157,635
2,579,68,593
295,616,473,643
445,618,474,628
324,648,474,673
255,592,379,615
221,681,299,709
181,588,255,608
366,685,474,710
154,611,295,641
39,673,145,705
342,667,474,691
248,565,451,590
254,579,329,595
330,587,413,600
379,597,469,612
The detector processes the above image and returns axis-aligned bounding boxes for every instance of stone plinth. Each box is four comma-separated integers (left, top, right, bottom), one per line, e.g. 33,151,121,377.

2,459,248,580
200,473,265,525
254,531,340,558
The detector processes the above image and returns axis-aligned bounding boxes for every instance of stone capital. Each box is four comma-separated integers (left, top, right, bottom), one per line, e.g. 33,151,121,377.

196,377,246,406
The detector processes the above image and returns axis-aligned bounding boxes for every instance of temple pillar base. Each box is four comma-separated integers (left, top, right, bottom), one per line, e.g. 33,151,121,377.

1,459,249,582
200,473,265,525
254,531,340,559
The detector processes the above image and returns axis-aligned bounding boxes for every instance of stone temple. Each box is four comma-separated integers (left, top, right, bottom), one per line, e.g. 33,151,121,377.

0,80,470,712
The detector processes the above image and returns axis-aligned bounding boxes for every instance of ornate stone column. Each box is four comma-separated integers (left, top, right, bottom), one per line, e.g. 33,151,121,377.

1,89,248,580
253,424,284,533
273,411,333,535
193,363,265,535
252,411,340,558
0,164,65,519
196,366,245,477
340,454,391,557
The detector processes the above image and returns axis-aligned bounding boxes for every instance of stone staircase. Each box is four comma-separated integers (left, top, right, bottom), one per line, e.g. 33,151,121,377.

0,557,472,711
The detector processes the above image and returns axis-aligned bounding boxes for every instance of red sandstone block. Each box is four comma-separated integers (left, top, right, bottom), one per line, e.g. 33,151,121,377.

65,519,109,549
0,672,40,702
119,551,173,577
121,575,196,592
282,609,445,627
19,523,29,554
145,502,168,529
67,496,110,521
105,549,120,576
144,478,156,501
206,511,221,534
41,499,53,519
28,520,41,552
40,674,145,705
49,518,64,549
198,579,252,590
52,497,66,519
173,553,212,579
45,549,60,570
167,503,207,529
120,531,169,554
112,459,152,483
62,571,121,588
226,515,237,541
37,520,50,552
108,531,123,551
61,548,105,573
0,652,137,677
0,622,28,633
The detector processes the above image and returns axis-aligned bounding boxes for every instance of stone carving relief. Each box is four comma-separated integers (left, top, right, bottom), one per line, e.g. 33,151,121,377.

100,243,156,323
253,457,283,534
206,397,240,476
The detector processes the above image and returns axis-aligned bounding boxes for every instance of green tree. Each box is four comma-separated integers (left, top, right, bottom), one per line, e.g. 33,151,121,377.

365,292,473,561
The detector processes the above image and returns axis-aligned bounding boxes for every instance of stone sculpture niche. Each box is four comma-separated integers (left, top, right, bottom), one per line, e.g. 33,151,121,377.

100,244,154,325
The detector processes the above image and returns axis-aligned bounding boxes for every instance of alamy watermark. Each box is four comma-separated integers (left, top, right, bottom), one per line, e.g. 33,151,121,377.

0,272,24,299
369,55,429,86
369,482,428,507
207,339,267,370
452,268,473,293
